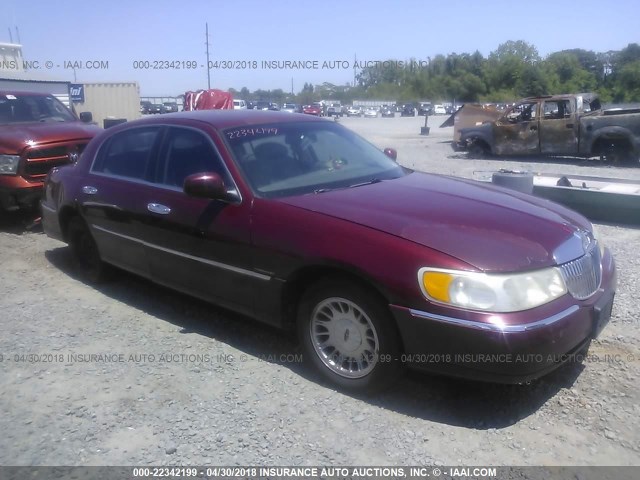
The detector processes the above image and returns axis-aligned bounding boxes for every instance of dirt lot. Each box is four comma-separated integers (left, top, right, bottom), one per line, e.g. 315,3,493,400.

0,114,639,467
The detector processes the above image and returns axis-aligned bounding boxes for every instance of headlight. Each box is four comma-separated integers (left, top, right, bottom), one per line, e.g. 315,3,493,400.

0,155,20,175
419,267,567,313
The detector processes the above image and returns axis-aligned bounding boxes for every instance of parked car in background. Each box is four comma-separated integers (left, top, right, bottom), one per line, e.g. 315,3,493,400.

148,104,163,114
140,101,152,114
401,103,416,116
254,101,271,111
0,91,101,212
302,104,322,116
433,104,447,115
233,99,248,110
41,109,616,393
418,102,432,116
347,106,362,117
327,103,343,117
380,105,395,117
363,107,378,118
281,103,301,113
163,102,179,113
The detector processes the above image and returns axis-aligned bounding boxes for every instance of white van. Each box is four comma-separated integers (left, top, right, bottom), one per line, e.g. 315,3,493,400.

233,99,247,110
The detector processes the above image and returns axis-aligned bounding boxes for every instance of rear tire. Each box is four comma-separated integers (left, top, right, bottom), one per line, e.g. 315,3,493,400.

67,217,108,283
599,141,638,165
297,278,402,393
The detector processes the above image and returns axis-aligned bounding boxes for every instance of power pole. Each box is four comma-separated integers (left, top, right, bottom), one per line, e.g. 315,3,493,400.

353,53,357,87
205,23,211,89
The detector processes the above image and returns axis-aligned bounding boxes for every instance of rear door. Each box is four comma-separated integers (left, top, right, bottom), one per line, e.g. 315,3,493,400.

82,126,163,277
493,101,540,156
539,98,579,155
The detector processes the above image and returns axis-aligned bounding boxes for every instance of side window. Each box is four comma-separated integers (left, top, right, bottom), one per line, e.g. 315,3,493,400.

507,102,537,123
543,100,573,120
159,127,228,188
92,127,160,180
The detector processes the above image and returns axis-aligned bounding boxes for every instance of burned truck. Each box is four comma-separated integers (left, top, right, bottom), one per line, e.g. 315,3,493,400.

453,93,640,164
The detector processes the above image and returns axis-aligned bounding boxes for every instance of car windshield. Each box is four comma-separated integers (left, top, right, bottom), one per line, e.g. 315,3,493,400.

224,122,406,198
0,93,77,124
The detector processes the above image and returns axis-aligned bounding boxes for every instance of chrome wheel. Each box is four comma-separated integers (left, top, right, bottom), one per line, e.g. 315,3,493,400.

309,297,379,379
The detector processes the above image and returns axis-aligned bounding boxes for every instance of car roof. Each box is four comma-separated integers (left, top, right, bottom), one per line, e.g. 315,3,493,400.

114,109,329,129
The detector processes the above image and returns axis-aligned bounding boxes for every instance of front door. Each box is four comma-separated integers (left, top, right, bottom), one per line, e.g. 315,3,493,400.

493,101,540,156
135,126,258,316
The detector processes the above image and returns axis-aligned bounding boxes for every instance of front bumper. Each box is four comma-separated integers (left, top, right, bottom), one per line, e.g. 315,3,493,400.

0,180,44,212
390,251,617,384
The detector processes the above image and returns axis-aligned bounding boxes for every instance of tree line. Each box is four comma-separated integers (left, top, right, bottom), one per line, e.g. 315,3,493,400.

230,41,640,105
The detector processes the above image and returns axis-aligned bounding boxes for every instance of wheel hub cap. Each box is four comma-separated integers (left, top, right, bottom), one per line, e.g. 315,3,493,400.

309,297,379,379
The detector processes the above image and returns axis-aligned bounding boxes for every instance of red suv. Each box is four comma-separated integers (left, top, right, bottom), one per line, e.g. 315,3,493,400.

0,91,101,212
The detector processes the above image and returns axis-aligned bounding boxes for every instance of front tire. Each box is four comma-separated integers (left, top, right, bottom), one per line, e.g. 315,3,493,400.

67,217,108,283
468,141,489,159
297,279,402,393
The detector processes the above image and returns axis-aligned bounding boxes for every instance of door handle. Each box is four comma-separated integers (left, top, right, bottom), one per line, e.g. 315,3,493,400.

147,203,171,215
82,186,98,195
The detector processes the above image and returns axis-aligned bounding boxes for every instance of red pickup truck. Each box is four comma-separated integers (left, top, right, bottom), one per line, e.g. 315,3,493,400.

0,91,101,212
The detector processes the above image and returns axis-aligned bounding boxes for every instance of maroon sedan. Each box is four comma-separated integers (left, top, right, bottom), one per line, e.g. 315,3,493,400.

41,110,616,392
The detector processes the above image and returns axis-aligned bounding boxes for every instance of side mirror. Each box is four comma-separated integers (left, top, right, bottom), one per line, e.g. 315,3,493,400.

383,148,397,161
183,172,229,200
79,112,93,123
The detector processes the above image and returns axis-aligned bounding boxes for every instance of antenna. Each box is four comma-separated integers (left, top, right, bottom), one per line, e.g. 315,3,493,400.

16,26,21,44
8,28,12,43
205,23,211,89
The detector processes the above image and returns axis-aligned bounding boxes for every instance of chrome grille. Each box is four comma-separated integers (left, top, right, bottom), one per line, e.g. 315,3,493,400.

27,146,69,160
24,142,88,178
25,158,72,176
559,243,602,300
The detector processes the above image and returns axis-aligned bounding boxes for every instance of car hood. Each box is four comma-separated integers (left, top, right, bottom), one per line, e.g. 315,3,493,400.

0,122,101,153
278,172,591,272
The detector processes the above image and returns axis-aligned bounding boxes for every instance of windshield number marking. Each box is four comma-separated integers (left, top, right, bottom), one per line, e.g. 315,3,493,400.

226,127,278,139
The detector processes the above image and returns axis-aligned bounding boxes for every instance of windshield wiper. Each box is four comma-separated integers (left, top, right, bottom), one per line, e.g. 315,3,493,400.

313,178,382,194
349,178,382,188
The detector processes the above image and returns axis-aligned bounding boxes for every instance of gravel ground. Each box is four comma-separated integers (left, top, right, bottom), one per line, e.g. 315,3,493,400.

0,114,639,467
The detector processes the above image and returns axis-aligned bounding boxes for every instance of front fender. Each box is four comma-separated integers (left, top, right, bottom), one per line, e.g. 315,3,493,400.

458,124,494,151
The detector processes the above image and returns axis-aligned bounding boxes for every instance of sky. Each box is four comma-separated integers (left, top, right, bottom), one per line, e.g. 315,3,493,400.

2,0,639,97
